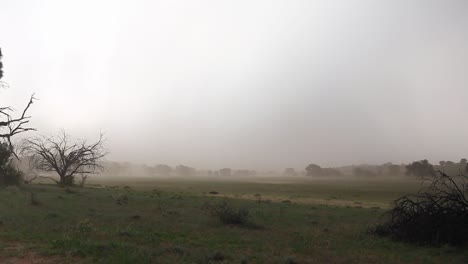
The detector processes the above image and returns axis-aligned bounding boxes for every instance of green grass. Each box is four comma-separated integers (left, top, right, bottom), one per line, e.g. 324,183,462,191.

0,177,466,263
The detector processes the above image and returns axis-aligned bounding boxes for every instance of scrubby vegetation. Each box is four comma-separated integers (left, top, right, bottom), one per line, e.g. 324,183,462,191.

0,178,466,263
305,163,342,177
1,46,467,263
373,171,468,246
205,200,253,227
0,142,23,186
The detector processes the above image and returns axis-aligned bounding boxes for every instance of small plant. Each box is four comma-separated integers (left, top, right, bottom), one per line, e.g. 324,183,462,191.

115,194,128,205
151,189,162,197
284,256,299,264
69,219,96,234
117,230,133,237
162,245,185,256
207,200,253,227
129,214,141,220
46,212,60,218
64,188,76,194
205,251,227,263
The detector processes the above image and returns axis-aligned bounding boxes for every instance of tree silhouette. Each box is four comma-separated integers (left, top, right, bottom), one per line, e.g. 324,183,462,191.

154,164,172,176
0,48,36,154
405,159,435,177
305,164,322,176
22,131,107,186
374,171,468,246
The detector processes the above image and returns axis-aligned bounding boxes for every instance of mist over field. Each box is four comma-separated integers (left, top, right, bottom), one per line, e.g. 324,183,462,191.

1,1,468,263
2,0,468,171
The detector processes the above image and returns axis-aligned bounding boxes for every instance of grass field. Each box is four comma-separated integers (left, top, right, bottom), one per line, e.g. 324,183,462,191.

0,176,466,263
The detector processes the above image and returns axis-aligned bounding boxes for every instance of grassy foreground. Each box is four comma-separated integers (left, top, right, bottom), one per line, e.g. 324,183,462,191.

0,177,466,263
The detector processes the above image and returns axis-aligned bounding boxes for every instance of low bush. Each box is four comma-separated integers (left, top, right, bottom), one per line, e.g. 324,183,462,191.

0,143,23,186
206,200,252,227
115,194,128,205
0,162,23,186
373,171,468,246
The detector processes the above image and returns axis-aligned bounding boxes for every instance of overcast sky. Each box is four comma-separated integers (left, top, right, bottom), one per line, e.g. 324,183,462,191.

1,0,468,170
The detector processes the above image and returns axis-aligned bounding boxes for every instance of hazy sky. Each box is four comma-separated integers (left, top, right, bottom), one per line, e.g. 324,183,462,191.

1,0,468,170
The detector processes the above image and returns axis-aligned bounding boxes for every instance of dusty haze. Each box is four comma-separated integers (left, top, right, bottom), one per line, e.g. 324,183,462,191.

1,0,468,170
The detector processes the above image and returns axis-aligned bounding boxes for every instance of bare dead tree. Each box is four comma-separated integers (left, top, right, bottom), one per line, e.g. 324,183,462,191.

0,48,36,155
22,131,107,186
373,171,468,246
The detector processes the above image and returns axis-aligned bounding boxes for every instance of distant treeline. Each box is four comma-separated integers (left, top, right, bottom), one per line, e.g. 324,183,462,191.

99,158,468,178
301,158,468,178
100,162,257,177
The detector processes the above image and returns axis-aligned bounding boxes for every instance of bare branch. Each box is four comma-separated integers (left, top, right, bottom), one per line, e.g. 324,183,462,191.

22,131,107,186
373,171,468,246
0,94,37,157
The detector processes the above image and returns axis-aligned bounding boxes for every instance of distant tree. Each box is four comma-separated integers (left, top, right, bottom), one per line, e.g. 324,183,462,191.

141,164,154,175
154,164,172,176
283,168,297,176
353,167,376,178
379,163,402,176
445,161,455,166
305,164,322,176
175,165,195,177
405,159,435,178
219,168,231,177
233,170,252,177
322,168,342,177
459,158,467,166
102,161,127,177
436,159,467,175
22,131,107,186
305,164,341,177
387,164,401,176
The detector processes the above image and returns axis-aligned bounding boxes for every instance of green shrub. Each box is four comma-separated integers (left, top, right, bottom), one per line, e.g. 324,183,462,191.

207,200,252,227
0,162,23,186
0,143,23,186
